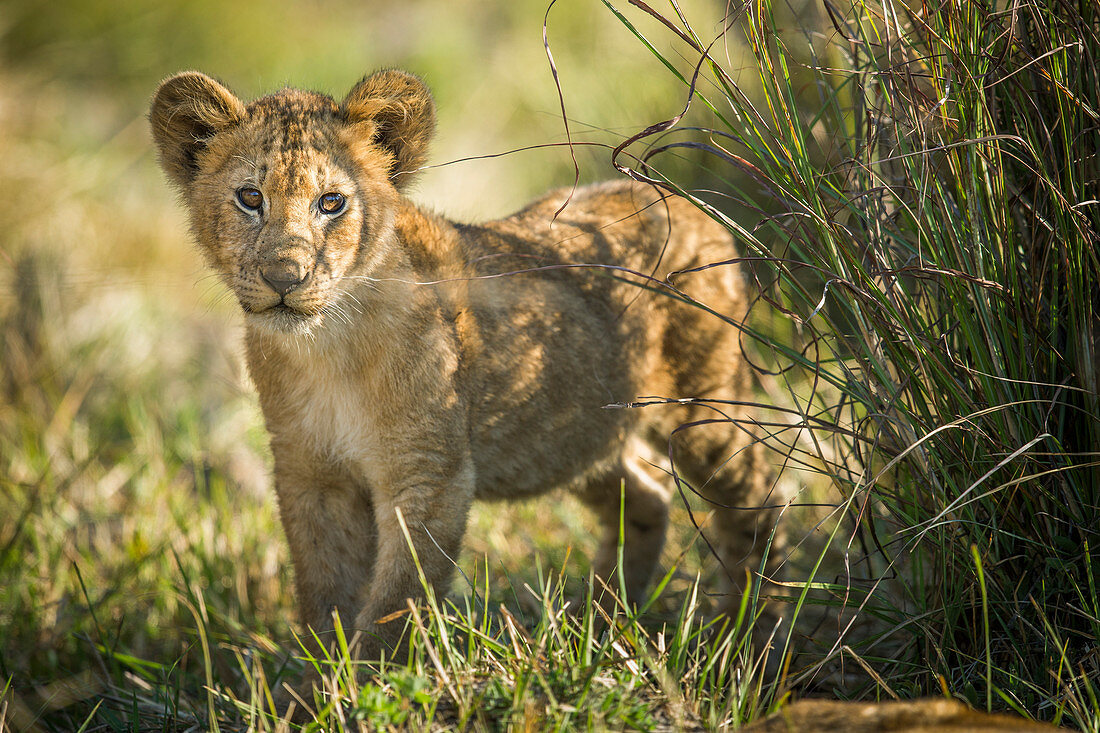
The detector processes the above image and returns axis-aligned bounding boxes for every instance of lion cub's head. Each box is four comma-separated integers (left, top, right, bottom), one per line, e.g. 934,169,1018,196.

150,70,435,336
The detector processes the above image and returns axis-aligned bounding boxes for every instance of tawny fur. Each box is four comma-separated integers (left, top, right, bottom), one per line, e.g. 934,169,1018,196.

743,699,1064,732
149,70,784,669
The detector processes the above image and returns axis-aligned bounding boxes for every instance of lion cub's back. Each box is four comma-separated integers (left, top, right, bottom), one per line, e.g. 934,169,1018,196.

504,180,735,279
503,180,750,383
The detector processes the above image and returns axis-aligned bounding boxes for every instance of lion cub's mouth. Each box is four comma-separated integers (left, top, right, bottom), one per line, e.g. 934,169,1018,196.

268,303,298,315
245,301,324,336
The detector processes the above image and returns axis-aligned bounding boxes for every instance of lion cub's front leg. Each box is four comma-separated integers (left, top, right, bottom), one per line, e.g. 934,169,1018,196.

274,431,475,667
267,445,377,716
271,441,378,648
352,452,475,656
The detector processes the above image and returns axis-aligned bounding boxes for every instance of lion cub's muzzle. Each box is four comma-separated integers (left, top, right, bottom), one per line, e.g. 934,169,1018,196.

241,246,328,332
260,258,311,297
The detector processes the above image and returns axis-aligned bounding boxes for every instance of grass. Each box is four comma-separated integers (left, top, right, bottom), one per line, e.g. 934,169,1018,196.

260,562,777,731
3,0,1100,730
598,0,1100,727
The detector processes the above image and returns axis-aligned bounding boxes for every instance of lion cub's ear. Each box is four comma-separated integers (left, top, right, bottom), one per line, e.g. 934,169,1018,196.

341,70,436,189
149,72,246,189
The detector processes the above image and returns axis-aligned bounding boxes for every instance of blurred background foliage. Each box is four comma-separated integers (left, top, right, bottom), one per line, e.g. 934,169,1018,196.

0,0,735,220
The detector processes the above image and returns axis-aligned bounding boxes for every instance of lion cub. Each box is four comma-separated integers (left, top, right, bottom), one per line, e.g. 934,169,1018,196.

150,70,782,663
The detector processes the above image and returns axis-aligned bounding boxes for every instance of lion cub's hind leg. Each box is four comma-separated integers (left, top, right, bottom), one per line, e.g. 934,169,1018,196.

574,446,673,612
670,413,787,638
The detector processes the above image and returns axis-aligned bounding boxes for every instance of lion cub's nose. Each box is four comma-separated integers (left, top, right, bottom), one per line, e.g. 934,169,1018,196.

260,260,309,297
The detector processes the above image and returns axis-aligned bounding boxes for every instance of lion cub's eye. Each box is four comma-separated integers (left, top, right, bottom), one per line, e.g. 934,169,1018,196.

236,187,264,212
319,192,346,214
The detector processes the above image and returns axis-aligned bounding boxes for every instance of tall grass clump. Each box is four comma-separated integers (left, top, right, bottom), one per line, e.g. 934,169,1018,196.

604,0,1099,725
